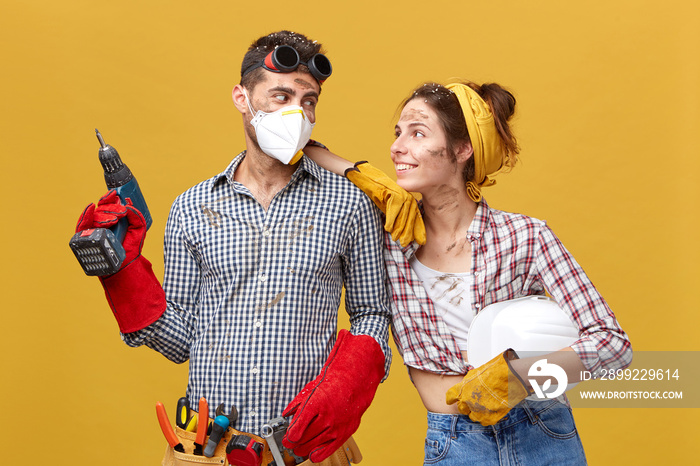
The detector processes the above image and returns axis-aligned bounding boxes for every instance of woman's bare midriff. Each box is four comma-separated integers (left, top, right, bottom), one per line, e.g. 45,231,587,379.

409,351,469,414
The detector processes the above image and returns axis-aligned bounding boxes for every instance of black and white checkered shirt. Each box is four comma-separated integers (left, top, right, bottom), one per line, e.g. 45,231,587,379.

123,152,391,434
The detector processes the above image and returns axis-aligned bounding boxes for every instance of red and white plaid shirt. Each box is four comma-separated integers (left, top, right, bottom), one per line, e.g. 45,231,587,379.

384,199,632,375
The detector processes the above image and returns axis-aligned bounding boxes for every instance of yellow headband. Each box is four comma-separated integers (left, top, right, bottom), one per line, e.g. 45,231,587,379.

445,82,510,202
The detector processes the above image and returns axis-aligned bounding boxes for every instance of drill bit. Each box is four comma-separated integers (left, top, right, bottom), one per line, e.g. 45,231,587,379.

95,128,106,148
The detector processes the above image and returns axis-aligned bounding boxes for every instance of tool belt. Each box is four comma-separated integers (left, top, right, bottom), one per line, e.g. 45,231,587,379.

161,424,362,466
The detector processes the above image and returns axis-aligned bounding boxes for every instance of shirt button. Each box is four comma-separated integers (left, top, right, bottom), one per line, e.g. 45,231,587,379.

255,321,262,328
263,230,271,237
249,409,257,417
252,367,259,375
259,274,267,282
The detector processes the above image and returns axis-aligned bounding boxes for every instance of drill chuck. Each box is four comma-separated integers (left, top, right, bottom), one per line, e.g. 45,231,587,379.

97,129,134,188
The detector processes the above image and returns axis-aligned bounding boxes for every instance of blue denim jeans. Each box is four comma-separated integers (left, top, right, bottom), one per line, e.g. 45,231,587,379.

424,399,587,465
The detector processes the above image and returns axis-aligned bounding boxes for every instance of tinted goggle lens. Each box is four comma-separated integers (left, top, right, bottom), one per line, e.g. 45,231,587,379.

308,54,332,82
267,45,300,72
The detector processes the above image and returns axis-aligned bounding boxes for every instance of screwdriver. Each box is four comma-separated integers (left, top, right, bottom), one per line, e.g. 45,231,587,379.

176,397,193,430
204,415,230,457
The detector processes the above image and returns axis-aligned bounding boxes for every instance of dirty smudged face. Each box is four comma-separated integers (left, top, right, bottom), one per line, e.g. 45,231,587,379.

252,72,320,122
390,99,461,195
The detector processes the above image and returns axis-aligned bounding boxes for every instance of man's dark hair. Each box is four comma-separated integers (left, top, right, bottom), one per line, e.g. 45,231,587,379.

240,30,325,91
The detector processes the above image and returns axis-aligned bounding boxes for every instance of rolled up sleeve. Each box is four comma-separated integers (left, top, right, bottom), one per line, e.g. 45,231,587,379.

536,223,633,375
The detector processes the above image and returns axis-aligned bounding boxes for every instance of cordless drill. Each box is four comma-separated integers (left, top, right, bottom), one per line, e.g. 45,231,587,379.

69,130,152,276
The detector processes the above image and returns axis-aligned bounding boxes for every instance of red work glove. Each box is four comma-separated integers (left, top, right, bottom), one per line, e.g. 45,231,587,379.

282,330,385,462
75,190,165,333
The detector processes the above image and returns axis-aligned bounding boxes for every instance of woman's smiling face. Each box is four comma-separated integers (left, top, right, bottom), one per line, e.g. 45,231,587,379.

391,99,466,194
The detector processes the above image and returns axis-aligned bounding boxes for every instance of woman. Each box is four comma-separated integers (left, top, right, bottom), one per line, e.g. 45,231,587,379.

305,81,632,465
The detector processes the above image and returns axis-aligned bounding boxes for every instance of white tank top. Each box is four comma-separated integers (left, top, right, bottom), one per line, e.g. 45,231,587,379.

409,256,473,351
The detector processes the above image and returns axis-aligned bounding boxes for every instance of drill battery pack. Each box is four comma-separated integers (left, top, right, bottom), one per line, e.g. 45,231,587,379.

69,227,126,276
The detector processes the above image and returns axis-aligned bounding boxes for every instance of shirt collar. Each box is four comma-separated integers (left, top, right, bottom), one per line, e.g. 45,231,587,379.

209,150,323,191
466,198,491,241
298,152,324,182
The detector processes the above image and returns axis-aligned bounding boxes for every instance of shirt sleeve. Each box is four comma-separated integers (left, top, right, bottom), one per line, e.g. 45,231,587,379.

535,223,633,375
342,193,392,379
120,197,198,364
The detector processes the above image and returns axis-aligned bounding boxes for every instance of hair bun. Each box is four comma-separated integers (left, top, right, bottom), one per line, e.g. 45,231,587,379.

472,82,519,157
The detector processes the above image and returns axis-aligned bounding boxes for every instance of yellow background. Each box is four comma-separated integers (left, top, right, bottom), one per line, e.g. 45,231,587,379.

2,0,698,464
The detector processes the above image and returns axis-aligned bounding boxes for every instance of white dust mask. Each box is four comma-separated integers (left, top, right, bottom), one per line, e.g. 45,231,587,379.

244,90,315,164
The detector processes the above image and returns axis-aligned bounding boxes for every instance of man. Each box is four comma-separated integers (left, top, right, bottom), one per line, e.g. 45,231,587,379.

76,30,390,463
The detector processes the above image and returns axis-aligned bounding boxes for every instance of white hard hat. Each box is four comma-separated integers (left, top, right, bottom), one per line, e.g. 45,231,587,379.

467,295,580,398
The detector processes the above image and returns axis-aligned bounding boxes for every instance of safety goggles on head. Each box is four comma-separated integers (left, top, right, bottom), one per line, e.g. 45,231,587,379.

242,45,332,84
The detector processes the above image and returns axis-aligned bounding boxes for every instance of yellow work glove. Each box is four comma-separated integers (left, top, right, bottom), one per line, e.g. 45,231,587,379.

345,161,426,247
446,349,532,426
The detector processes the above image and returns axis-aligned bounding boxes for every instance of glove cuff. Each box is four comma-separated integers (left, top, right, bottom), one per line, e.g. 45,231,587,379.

99,255,166,333
504,349,534,396
343,160,369,178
